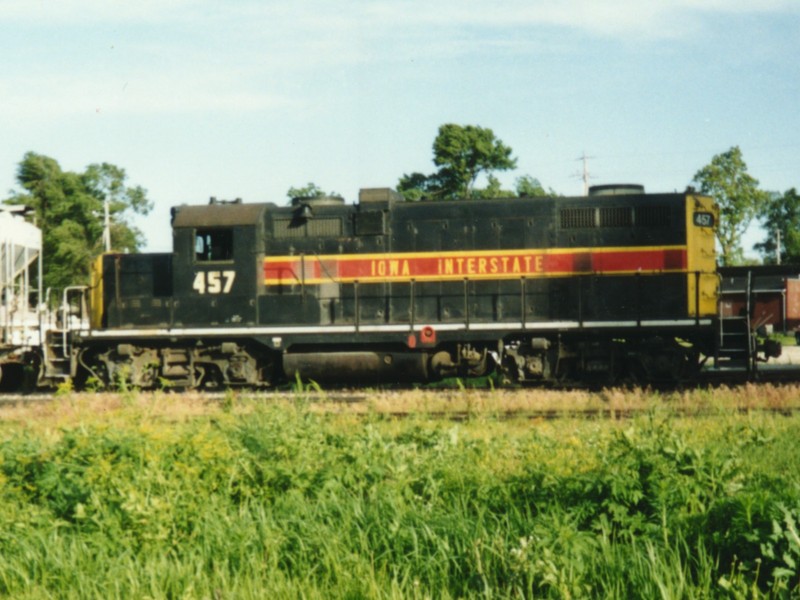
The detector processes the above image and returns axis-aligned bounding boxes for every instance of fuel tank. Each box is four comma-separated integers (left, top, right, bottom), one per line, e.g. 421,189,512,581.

283,351,431,384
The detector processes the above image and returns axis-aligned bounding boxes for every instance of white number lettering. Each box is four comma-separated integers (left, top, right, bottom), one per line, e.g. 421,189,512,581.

222,270,235,293
192,270,236,294
193,271,205,294
693,212,714,227
207,271,221,294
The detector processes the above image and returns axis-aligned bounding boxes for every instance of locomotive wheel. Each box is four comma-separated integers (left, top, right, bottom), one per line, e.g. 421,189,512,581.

197,363,225,389
0,363,24,392
75,348,114,390
626,339,700,385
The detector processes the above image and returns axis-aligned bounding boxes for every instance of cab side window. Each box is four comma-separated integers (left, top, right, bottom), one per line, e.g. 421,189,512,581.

195,229,233,262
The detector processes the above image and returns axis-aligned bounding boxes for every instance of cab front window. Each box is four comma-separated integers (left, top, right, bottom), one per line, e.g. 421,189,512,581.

195,229,233,262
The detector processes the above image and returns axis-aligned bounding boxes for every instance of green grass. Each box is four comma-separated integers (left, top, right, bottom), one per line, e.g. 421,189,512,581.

1,394,799,598
772,332,797,346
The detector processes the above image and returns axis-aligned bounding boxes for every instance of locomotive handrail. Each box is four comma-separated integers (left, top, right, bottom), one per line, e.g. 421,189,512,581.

60,286,88,358
300,255,305,298
354,280,360,331
636,272,642,327
312,268,712,333
312,251,338,283
463,278,469,329
410,279,415,329
695,271,700,326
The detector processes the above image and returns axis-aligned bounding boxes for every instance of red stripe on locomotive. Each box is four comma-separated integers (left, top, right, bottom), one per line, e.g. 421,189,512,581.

263,247,688,285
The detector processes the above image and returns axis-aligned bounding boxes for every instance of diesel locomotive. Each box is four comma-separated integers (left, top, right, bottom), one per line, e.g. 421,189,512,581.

0,184,776,390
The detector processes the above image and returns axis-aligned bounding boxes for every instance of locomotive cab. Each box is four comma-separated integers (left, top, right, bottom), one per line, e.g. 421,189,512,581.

170,200,268,327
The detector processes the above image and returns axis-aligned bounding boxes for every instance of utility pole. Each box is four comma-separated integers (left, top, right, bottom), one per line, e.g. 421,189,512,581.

573,152,595,196
776,229,782,265
103,196,111,252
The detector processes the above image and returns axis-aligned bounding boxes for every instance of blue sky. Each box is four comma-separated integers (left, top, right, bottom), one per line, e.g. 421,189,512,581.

1,0,798,253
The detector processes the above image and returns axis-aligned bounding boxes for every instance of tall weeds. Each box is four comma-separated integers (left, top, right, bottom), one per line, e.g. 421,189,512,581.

0,396,798,597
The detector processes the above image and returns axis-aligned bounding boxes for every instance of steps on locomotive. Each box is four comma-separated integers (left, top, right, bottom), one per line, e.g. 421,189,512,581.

42,329,70,379
712,270,758,373
41,286,89,381
713,315,754,372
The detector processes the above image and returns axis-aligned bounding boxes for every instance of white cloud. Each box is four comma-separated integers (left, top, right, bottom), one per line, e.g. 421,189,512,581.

3,0,797,34
1,0,796,118
353,0,800,38
0,70,292,120
0,0,195,23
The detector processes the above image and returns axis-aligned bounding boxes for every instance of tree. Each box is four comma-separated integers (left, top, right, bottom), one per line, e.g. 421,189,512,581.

4,152,152,290
286,182,335,203
396,172,435,202
83,163,151,252
755,188,800,264
399,171,554,201
397,124,518,201
475,175,516,199
515,175,549,198
692,146,769,266
432,124,517,199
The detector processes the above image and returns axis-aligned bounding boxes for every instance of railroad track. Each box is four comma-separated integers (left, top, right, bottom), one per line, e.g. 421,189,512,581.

381,406,800,421
3,385,800,422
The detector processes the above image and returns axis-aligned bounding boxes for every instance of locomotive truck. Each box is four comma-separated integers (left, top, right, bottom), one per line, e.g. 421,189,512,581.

0,185,779,390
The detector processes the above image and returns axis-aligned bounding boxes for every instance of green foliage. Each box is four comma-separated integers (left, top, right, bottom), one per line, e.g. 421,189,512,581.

474,174,517,199
756,188,800,264
1,406,799,597
397,124,554,201
515,174,551,197
761,505,800,591
692,146,769,266
432,123,517,199
54,378,74,396
286,182,335,203
3,152,152,290
397,171,435,201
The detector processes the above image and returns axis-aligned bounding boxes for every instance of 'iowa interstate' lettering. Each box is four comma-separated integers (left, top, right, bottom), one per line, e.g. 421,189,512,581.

264,247,688,285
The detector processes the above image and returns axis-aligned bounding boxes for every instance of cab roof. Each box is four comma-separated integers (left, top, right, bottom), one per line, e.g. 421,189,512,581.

171,202,272,228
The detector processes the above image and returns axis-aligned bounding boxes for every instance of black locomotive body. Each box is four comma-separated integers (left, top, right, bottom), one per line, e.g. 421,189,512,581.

75,187,719,388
